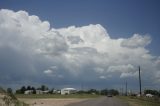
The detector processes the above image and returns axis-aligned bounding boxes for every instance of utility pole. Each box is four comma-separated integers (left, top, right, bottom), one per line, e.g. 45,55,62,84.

125,81,127,96
139,66,142,96
122,87,124,96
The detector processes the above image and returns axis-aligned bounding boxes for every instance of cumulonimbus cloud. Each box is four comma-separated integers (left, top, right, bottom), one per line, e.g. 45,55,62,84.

0,9,160,88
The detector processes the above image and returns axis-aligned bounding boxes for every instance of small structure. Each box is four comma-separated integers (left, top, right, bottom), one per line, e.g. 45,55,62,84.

42,90,49,94
36,90,49,94
36,90,43,94
146,94,154,97
61,88,76,95
24,90,33,94
53,89,61,94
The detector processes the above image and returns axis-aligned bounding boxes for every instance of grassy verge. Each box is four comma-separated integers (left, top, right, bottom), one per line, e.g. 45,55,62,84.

118,96,160,106
15,94,101,99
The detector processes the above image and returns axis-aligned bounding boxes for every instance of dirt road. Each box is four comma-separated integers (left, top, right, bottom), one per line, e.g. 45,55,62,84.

66,97,129,106
19,98,87,106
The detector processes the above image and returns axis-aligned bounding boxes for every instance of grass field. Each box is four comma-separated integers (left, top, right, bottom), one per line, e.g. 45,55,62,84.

15,94,101,99
118,96,160,106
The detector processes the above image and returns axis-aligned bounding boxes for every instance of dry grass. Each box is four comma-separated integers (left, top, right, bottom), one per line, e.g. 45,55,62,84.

118,96,160,106
16,94,101,99
17,94,101,106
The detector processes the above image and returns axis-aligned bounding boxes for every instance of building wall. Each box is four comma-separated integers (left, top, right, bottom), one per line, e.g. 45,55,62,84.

61,88,76,95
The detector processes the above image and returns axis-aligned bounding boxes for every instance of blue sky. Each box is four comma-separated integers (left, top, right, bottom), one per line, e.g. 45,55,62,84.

0,0,160,90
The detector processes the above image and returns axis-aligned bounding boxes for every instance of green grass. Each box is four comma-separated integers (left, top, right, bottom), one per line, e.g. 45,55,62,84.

118,96,160,106
15,94,101,99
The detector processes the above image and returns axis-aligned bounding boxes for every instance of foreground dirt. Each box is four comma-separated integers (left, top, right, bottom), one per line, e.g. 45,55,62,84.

66,97,129,106
19,98,87,106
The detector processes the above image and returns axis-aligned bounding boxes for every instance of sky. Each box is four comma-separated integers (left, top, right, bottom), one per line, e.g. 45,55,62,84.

0,0,160,91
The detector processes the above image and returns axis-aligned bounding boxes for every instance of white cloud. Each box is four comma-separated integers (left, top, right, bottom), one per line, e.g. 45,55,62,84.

120,71,138,78
99,75,112,79
44,69,53,74
99,76,106,79
107,64,135,73
121,34,151,48
155,57,160,69
0,9,160,88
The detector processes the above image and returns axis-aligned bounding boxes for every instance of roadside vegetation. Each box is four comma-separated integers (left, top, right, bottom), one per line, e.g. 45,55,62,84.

118,96,160,106
118,89,160,106
0,87,29,106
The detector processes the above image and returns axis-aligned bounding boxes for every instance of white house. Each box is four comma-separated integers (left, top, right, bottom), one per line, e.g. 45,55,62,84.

36,90,43,94
36,90,49,94
53,89,61,94
24,90,33,94
43,90,49,94
146,94,154,97
61,88,76,95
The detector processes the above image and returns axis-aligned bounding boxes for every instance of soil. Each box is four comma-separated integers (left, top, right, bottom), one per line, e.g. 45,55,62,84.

19,98,87,106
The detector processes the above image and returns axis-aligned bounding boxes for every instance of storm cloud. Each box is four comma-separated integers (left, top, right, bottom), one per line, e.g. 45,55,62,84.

0,9,160,89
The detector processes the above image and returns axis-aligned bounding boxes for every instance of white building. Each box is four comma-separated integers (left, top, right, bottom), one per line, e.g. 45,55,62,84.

24,90,33,94
43,90,49,94
146,94,154,97
53,89,61,94
61,88,76,95
36,90,43,94
36,90,49,94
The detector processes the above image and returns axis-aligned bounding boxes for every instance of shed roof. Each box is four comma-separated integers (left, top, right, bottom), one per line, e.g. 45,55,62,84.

61,88,76,90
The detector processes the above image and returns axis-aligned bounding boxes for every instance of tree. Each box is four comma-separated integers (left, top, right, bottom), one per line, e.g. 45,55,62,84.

31,87,36,94
20,86,26,94
15,89,21,94
144,89,160,96
27,86,31,90
109,89,119,96
87,89,99,94
101,89,108,95
41,85,45,91
7,88,12,94
77,90,87,94
41,85,48,91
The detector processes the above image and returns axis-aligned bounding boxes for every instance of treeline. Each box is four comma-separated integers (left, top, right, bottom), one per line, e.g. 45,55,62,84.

144,89,160,97
77,89,119,96
15,85,119,96
16,85,50,94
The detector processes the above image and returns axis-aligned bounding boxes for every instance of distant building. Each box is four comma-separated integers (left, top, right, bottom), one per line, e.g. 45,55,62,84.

36,90,49,94
24,90,50,94
36,90,43,94
42,90,49,94
146,94,154,97
24,90,33,94
53,89,61,94
61,88,76,95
